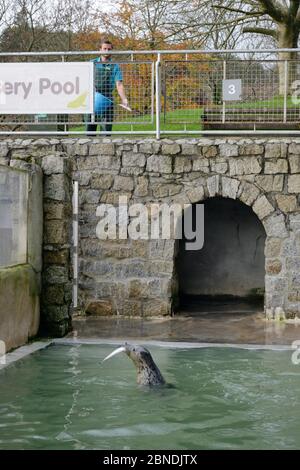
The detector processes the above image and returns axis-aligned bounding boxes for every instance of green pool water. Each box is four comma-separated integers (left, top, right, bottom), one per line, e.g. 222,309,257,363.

0,344,299,450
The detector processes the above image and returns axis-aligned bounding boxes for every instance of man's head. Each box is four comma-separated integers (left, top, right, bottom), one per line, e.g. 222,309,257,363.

100,39,113,62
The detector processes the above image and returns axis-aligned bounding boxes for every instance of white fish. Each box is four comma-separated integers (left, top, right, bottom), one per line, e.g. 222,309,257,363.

102,346,126,363
118,103,132,112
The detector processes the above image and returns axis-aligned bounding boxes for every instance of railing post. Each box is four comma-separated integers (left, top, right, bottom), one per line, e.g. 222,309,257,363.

283,60,288,123
72,180,79,309
151,61,155,124
155,52,161,139
222,60,226,124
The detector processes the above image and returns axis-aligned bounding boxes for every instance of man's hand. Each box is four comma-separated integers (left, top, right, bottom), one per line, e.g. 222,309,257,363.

119,98,132,112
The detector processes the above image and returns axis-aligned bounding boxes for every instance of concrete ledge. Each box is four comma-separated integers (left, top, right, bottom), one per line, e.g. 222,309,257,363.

54,338,294,350
0,340,52,371
0,264,40,351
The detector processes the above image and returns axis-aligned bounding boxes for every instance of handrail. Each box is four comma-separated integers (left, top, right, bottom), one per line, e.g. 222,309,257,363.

0,47,299,57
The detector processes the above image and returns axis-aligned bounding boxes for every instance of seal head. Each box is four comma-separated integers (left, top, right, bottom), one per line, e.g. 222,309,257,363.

102,343,165,386
124,343,165,386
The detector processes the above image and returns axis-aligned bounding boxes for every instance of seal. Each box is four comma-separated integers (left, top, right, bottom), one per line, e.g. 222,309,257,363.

102,342,165,386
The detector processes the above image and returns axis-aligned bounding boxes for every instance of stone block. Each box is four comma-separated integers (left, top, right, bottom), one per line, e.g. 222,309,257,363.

41,155,68,175
219,144,238,157
0,143,8,157
229,158,262,176
253,195,275,219
174,157,192,173
206,175,220,197
263,213,288,238
89,143,115,155
186,186,205,203
85,300,114,315
289,143,300,155
138,142,154,154
221,177,240,199
91,174,113,189
289,155,300,174
122,300,142,316
143,300,171,316
239,144,264,156
288,175,300,193
201,145,218,158
134,176,149,196
149,240,175,260
43,249,70,266
44,285,65,305
265,159,288,174
43,266,69,285
113,175,134,191
44,220,69,245
123,152,146,167
238,181,260,206
210,161,228,174
265,238,282,258
255,175,284,192
161,143,181,155
44,174,71,202
43,305,69,322
181,143,199,155
265,143,287,159
129,279,152,298
152,183,182,198
275,194,298,212
192,158,210,173
96,155,120,170
266,259,282,275
146,155,172,173
79,189,100,204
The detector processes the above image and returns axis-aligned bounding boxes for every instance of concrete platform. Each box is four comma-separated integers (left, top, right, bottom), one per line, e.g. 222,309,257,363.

70,302,300,346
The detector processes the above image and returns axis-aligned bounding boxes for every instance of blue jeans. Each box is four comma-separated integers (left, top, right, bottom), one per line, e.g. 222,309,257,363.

86,105,114,136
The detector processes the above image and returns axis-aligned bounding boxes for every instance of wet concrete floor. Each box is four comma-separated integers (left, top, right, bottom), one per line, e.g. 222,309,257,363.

71,300,300,346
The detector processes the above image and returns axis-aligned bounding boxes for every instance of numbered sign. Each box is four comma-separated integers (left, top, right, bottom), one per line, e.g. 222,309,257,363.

222,79,242,101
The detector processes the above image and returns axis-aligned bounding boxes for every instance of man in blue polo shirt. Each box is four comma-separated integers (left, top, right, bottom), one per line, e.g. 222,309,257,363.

86,39,129,135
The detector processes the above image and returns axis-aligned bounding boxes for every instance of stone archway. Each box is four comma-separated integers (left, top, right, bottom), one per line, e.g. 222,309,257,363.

176,196,266,310
171,175,289,318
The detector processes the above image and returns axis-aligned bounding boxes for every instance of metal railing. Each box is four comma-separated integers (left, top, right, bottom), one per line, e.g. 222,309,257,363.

1,48,300,136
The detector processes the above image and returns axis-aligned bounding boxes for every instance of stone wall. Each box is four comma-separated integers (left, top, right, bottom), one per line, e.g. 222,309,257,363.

0,139,73,338
0,137,299,335
70,138,300,320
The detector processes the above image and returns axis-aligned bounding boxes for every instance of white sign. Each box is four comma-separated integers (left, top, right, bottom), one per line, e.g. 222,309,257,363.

0,62,94,114
222,79,242,101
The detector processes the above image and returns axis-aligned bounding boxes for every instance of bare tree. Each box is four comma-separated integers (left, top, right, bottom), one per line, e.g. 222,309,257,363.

97,0,170,49
0,0,61,52
53,0,98,50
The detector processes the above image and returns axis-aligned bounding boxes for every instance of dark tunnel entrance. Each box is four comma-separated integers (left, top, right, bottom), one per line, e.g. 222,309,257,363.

176,197,266,314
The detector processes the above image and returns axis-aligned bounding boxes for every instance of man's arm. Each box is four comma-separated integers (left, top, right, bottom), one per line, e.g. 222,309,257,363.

116,81,128,106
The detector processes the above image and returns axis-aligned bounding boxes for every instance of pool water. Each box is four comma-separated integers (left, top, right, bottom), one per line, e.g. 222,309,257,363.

0,344,299,450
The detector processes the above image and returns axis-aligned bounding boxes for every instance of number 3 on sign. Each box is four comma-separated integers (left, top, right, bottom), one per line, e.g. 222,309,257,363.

222,79,241,101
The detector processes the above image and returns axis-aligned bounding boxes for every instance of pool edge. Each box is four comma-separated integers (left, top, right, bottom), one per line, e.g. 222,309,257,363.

0,340,53,371
53,338,294,350
0,337,294,370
